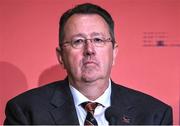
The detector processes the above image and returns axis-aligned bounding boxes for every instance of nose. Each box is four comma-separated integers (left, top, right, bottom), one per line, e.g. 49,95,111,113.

83,40,96,56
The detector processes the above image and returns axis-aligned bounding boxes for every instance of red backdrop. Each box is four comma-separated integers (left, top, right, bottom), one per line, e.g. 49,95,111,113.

0,0,179,124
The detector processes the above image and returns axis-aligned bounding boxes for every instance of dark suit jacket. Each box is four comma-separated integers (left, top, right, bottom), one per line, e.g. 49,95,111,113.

4,78,173,125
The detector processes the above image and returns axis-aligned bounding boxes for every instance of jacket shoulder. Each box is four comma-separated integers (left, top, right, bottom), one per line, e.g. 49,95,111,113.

6,80,67,107
111,82,173,124
111,82,172,110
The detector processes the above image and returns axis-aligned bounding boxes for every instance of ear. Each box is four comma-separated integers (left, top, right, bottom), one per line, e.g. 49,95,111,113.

112,43,118,66
56,47,65,69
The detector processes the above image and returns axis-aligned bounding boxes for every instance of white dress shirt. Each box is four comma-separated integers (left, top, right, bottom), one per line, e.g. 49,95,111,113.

69,80,111,126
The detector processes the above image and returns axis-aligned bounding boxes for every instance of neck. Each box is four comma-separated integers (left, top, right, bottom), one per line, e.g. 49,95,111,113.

69,78,109,100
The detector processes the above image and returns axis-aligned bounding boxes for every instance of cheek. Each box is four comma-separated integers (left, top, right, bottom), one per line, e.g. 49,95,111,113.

63,51,82,71
98,50,114,68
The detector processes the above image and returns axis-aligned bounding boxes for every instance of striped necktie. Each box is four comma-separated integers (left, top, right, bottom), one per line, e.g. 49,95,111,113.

81,102,99,126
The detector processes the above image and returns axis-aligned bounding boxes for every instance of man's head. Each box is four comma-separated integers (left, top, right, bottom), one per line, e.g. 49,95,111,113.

57,3,118,86
59,3,115,48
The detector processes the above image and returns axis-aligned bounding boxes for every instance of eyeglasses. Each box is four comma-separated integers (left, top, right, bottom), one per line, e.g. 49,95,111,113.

61,38,112,49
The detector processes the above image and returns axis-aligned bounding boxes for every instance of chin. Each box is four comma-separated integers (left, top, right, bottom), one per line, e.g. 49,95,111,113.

81,75,99,82
81,73,105,83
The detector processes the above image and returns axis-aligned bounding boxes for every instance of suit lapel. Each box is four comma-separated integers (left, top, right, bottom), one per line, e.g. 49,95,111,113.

48,79,137,125
111,81,137,125
49,79,79,125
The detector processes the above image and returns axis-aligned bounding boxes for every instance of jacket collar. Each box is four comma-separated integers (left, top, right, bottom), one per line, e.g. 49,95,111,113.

49,78,137,125
49,78,79,125
111,81,137,125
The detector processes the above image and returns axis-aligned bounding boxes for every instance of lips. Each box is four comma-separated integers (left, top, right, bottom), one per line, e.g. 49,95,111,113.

82,59,99,66
83,61,97,65
82,56,99,66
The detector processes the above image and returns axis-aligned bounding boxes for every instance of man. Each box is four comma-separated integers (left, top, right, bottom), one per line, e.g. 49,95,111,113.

4,3,172,125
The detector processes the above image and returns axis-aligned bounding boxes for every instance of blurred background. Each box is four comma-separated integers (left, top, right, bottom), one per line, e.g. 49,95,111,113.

0,0,179,124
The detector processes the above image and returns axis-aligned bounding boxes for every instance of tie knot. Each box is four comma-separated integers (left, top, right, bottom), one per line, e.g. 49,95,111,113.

81,102,98,113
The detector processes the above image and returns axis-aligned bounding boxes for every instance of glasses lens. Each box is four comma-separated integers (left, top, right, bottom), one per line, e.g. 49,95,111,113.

72,39,85,48
93,38,105,47
70,38,111,49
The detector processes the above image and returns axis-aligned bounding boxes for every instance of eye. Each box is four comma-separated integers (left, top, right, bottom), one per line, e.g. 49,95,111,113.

72,39,84,45
93,38,104,43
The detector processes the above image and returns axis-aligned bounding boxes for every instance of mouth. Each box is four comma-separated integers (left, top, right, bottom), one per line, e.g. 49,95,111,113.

82,56,99,67
83,61,97,65
82,59,99,66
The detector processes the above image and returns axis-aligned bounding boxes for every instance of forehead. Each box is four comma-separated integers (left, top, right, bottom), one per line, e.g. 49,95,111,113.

63,14,110,38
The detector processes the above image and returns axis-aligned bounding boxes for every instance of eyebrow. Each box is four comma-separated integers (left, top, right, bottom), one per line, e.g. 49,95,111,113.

90,32,106,37
71,32,106,39
71,33,86,38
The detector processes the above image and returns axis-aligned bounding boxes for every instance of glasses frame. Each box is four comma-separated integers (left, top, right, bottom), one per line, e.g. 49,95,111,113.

60,37,113,49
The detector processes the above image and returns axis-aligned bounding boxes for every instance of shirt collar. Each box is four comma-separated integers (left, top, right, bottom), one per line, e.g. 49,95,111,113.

69,79,111,108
